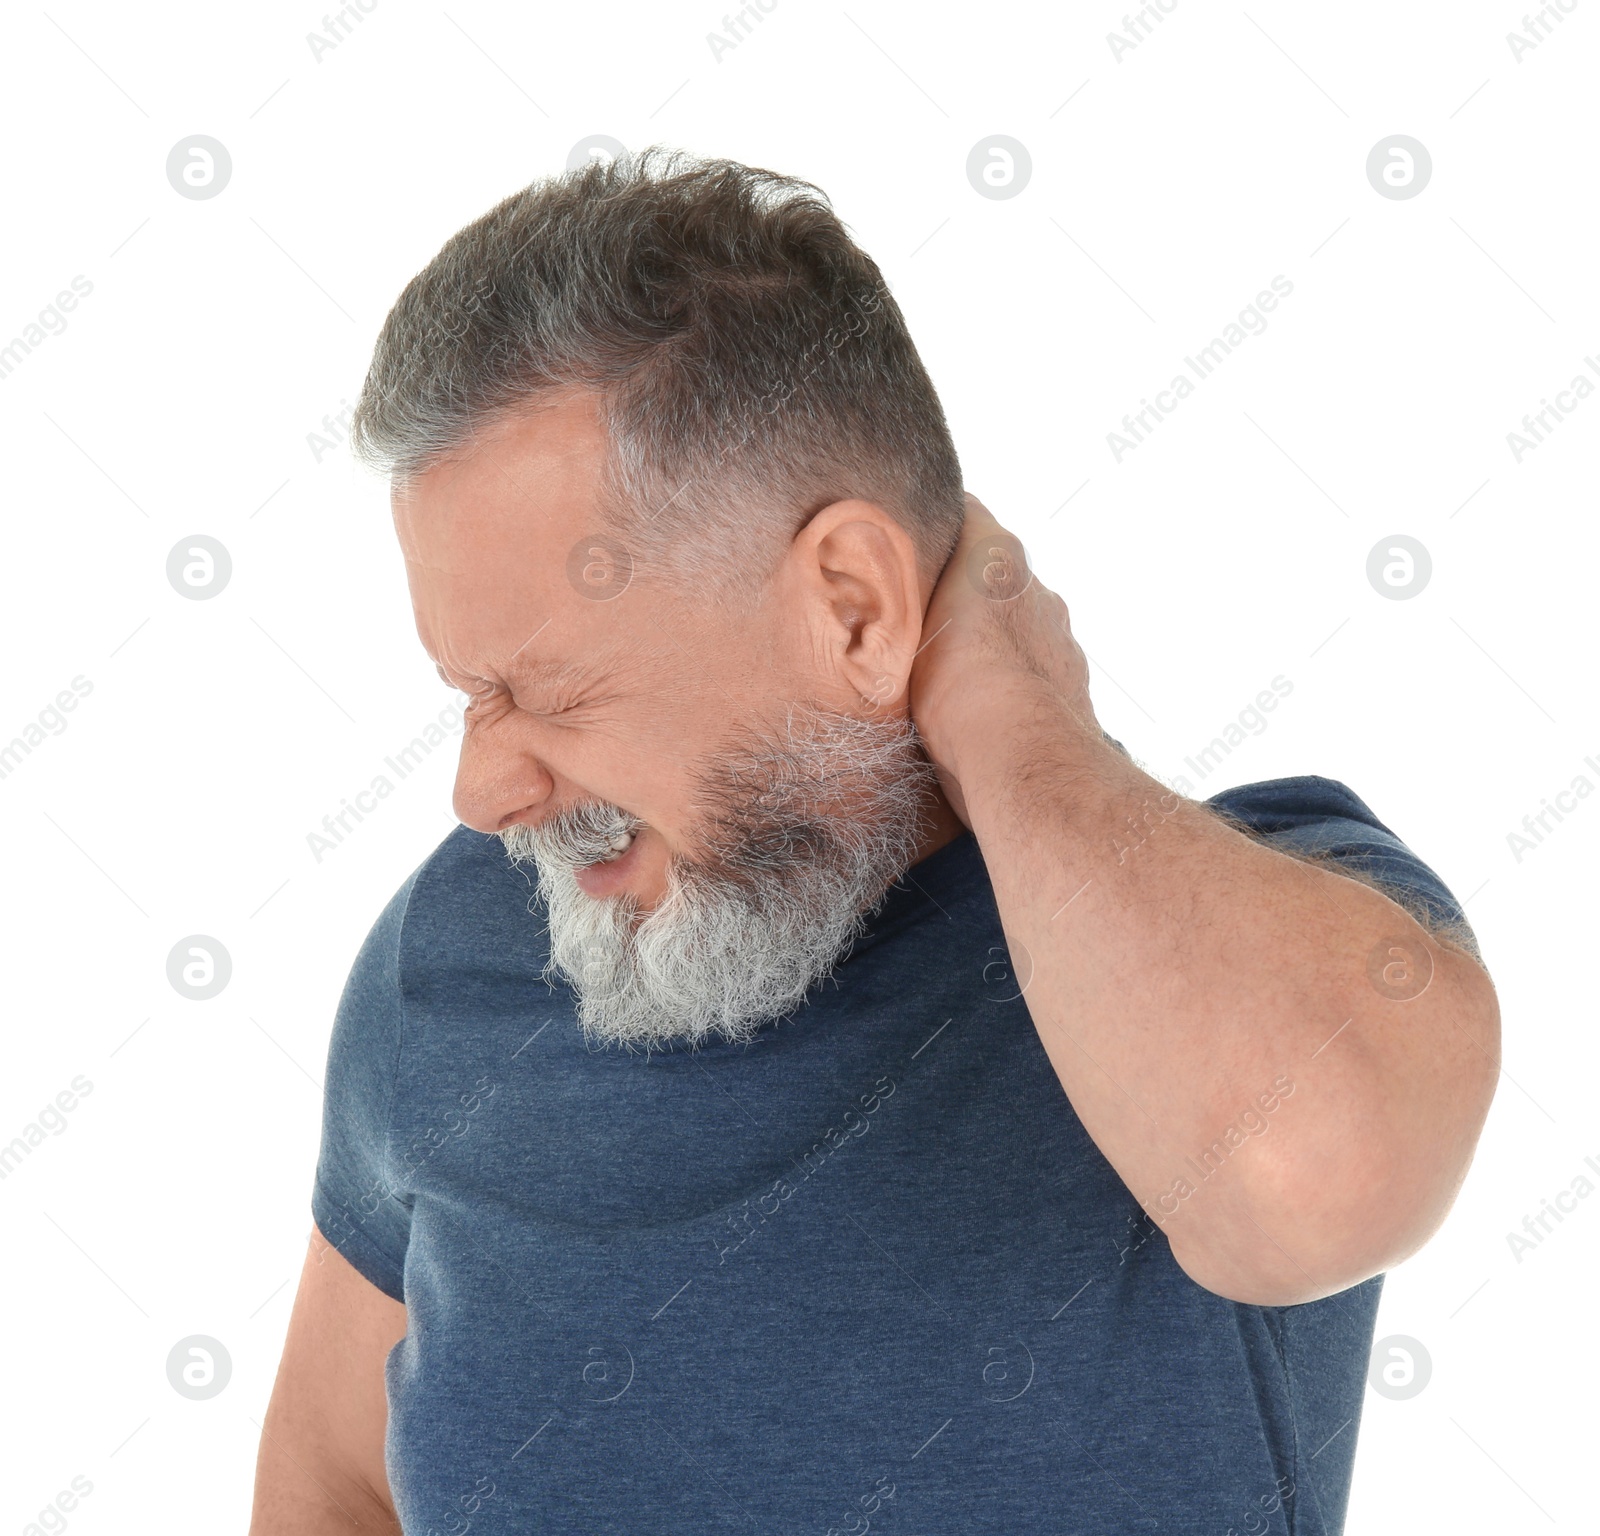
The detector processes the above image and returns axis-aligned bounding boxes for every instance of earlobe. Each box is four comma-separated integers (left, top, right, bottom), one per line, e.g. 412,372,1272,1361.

859,673,903,714
796,499,923,709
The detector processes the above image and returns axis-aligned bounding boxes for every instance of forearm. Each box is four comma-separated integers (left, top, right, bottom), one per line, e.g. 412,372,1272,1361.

950,681,1501,1304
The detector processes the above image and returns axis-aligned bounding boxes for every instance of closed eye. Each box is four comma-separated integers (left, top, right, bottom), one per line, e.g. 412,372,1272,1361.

434,661,596,721
518,691,586,721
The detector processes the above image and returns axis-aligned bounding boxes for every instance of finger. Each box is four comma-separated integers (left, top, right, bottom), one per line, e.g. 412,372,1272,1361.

957,494,1017,548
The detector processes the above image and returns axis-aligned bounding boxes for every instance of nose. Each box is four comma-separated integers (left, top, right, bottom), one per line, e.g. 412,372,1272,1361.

450,713,557,835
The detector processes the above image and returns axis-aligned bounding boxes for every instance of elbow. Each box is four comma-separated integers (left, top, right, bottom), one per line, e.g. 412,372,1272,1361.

1172,966,1502,1308
1168,1153,1438,1307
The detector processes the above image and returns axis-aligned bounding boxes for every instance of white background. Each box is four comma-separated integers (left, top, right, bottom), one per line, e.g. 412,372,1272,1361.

0,1,1593,1530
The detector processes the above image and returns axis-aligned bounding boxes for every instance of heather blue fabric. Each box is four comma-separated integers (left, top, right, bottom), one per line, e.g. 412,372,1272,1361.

313,774,1474,1535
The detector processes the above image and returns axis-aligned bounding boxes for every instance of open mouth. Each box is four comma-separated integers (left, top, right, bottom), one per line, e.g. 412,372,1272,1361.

575,822,646,897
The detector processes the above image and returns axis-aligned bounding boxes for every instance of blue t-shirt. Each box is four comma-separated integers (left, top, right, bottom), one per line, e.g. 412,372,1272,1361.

312,775,1474,1535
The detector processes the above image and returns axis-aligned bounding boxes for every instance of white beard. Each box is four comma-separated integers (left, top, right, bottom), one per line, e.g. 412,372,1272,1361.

498,705,940,1052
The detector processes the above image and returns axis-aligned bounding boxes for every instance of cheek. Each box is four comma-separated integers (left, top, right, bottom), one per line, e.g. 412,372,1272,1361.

597,641,792,827
635,695,769,829
563,715,708,837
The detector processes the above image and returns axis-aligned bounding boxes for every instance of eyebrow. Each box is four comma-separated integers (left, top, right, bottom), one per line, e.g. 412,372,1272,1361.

434,649,619,704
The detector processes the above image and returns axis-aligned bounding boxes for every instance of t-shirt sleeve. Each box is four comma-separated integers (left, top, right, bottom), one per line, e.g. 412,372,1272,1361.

310,869,420,1302
1202,774,1483,962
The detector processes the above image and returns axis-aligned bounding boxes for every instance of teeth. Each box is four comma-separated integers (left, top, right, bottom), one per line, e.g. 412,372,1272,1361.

594,829,635,864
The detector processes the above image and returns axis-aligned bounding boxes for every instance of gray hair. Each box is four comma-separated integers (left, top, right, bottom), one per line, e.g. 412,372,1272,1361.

349,146,965,601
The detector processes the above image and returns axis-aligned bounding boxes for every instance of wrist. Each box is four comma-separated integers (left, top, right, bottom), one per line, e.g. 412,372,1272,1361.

935,673,1113,795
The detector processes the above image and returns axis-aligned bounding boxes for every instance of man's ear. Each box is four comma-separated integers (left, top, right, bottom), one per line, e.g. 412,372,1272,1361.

792,499,924,712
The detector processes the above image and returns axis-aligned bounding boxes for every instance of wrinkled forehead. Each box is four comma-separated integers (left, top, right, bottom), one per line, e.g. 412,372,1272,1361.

392,394,599,599
391,393,609,562
397,529,644,702
389,399,689,693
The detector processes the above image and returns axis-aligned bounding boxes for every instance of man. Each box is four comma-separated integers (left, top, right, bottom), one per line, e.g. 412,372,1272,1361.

250,148,1499,1534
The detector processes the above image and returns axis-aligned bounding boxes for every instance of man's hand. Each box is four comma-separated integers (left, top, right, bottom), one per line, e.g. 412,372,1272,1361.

909,494,1101,824
901,492,1500,1307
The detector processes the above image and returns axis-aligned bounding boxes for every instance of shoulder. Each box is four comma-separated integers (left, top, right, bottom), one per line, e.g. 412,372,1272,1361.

333,823,556,1050
1201,774,1481,960
388,823,554,988
1203,773,1390,835
315,826,562,1293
